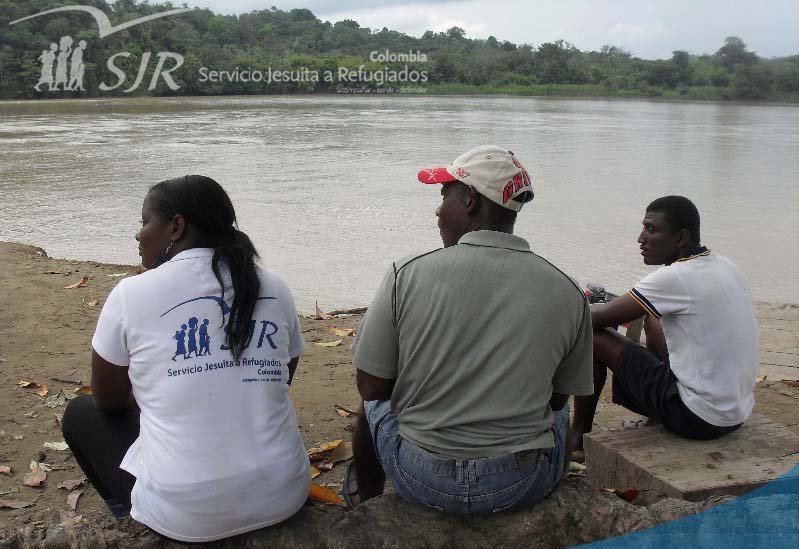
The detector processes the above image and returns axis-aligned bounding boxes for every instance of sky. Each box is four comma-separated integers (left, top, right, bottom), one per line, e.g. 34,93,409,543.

174,0,799,59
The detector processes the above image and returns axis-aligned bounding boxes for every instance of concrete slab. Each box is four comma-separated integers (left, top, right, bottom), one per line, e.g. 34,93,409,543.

584,414,799,502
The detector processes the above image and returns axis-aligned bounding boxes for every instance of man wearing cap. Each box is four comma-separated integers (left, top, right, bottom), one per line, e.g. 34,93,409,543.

345,145,593,514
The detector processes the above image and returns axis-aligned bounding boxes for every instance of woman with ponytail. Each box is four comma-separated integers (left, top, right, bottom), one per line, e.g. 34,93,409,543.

62,176,310,542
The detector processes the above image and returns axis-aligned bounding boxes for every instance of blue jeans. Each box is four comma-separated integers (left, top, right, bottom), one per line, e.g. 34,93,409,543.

363,400,568,516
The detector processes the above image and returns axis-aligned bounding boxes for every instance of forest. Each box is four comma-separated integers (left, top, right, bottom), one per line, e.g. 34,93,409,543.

1,0,797,100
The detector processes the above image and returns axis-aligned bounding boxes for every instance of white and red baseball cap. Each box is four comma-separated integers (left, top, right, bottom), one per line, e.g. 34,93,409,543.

417,145,534,212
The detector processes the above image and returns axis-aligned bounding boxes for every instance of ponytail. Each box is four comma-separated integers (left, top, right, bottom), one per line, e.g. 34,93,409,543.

212,229,260,360
148,175,261,361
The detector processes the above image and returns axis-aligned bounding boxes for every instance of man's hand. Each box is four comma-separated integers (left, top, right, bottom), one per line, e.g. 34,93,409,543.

591,293,646,331
356,369,395,402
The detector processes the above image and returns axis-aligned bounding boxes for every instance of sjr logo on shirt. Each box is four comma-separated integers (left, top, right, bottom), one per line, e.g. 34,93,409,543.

162,295,281,361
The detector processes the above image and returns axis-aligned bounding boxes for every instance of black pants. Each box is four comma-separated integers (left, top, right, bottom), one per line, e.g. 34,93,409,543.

62,394,139,508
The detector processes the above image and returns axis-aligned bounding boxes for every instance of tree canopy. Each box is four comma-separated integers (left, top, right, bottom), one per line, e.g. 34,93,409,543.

0,0,796,100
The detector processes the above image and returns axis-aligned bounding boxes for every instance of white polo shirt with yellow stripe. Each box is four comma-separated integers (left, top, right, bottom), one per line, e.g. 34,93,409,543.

629,250,758,427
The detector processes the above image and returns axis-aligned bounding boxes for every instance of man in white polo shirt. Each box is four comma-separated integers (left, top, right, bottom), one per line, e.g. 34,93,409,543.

569,196,759,461
344,146,593,514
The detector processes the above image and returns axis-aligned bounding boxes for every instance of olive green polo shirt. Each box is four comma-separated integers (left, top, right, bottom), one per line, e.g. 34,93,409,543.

352,230,593,458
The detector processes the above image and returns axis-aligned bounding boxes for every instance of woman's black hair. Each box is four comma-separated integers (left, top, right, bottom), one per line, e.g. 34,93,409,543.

148,175,259,360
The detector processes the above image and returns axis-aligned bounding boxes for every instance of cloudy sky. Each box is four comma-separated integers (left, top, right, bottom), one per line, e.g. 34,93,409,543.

175,0,798,59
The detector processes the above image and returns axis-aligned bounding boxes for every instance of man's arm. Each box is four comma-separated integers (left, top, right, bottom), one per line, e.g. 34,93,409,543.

591,293,647,331
356,369,395,402
549,392,569,411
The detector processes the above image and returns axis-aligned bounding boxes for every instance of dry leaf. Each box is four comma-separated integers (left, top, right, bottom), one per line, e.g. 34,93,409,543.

13,435,24,441
86,300,98,307
44,441,69,451
23,466,46,488
0,499,34,509
781,379,799,388
599,487,640,503
107,272,128,278
64,276,89,289
44,391,67,408
18,380,41,388
30,461,52,472
66,490,82,511
24,410,38,418
755,375,767,383
0,466,11,476
308,439,343,459
74,386,92,395
308,483,344,506
316,462,334,471
57,479,85,491
329,441,354,464
313,301,331,320
44,270,64,275
35,384,49,398
310,466,321,479
328,327,355,337
58,514,83,527
779,390,799,400
334,404,358,418
314,339,343,348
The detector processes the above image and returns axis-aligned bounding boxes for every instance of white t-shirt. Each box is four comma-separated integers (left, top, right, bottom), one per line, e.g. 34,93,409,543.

629,251,758,427
92,248,309,543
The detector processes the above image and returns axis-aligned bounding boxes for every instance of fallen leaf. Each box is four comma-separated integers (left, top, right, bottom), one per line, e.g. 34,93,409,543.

600,487,640,502
44,270,64,275
24,410,38,418
310,466,321,479
74,386,92,395
708,451,725,462
86,300,98,307
13,435,23,440
316,462,334,471
334,404,358,418
18,380,42,388
755,375,767,383
313,301,331,320
308,483,344,506
314,339,343,348
44,391,67,408
0,499,34,509
0,466,11,476
308,439,343,459
58,514,83,527
57,479,85,491
44,441,70,451
779,390,799,400
328,327,355,337
568,461,587,472
329,441,353,464
781,379,799,388
64,276,89,289
23,465,46,487
66,490,82,511
30,461,52,472
35,384,49,398
107,272,128,278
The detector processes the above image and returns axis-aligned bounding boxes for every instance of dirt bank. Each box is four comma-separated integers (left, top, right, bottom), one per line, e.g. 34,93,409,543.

0,241,796,543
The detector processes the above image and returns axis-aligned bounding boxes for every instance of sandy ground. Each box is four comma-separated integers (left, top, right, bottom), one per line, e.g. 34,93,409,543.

0,241,797,539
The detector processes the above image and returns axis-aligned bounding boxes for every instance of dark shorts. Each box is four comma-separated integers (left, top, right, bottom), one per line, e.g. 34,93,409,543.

612,344,742,440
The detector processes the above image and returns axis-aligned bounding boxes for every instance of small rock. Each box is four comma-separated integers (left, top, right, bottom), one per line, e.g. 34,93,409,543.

43,527,69,549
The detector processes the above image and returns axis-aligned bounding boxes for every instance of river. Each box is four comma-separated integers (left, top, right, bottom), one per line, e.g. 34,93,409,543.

1,95,797,310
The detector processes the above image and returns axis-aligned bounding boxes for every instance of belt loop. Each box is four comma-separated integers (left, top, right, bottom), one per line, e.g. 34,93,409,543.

456,460,463,484
468,461,477,483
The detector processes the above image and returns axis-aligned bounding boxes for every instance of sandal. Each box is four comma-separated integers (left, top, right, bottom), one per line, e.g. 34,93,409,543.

342,461,360,509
